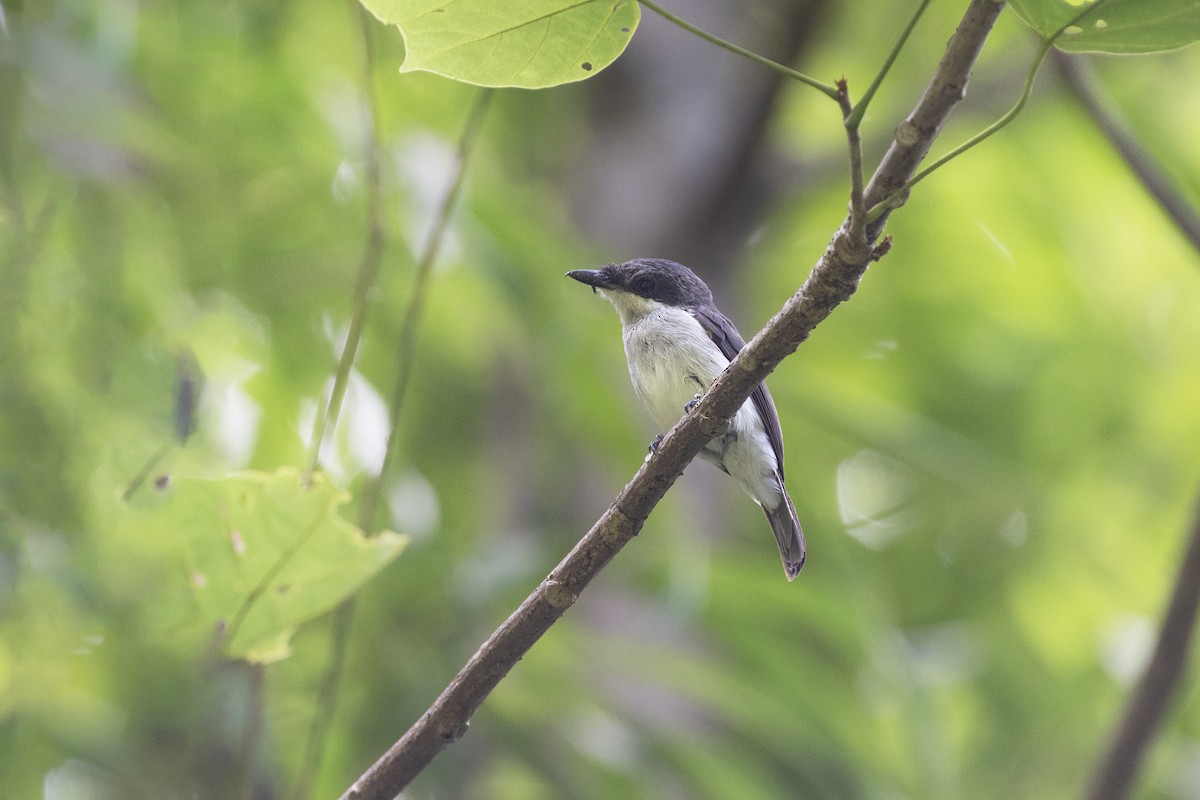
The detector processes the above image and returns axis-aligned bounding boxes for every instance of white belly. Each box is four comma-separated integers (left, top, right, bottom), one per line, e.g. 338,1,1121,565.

621,307,783,511
623,307,728,431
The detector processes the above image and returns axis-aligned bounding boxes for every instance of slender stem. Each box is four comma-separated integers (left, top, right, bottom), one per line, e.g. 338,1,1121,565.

847,0,933,130
355,88,493,534
1084,494,1200,800
236,664,267,800
305,0,388,480
837,81,866,242
291,599,356,800
1054,51,1200,257
866,0,1116,223
294,7,459,798
866,36,1049,222
295,88,492,800
638,0,839,99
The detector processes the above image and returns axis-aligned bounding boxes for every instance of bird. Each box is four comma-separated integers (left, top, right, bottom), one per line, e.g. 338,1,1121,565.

566,258,806,580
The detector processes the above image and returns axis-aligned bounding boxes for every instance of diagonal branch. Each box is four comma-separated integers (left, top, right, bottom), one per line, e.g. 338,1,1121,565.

1054,51,1200,256
340,2,1006,798
1083,493,1200,800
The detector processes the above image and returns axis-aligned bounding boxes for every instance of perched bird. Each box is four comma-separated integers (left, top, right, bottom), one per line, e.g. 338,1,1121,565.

567,258,806,580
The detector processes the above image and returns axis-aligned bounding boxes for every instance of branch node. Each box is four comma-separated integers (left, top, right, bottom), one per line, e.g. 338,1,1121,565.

895,120,922,147
605,504,641,542
736,351,761,373
543,579,578,611
438,720,469,743
698,412,731,440
871,235,894,262
832,230,871,264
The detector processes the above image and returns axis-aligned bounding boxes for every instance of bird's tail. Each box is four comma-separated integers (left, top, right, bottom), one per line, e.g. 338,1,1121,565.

764,480,806,581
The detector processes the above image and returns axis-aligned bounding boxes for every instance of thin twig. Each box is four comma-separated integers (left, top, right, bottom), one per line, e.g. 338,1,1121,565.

340,3,1006,797
866,0,1117,225
1084,494,1200,800
638,0,840,99
304,0,388,481
837,80,866,244
295,86,493,800
866,35,1051,223
294,13,492,799
846,0,933,130
355,87,493,533
861,0,1004,241
293,6,387,794
291,600,356,800
1054,51,1200,256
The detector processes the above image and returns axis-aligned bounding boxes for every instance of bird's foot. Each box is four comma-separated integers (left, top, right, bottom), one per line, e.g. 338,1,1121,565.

684,393,702,414
645,434,664,463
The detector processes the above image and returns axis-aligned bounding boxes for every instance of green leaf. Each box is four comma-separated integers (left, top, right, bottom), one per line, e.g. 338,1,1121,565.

120,469,407,662
1008,0,1200,54
361,0,640,88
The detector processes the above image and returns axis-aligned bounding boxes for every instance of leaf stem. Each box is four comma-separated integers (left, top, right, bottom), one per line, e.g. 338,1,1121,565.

355,87,493,534
847,0,932,130
836,81,867,240
304,1,388,481
1084,492,1200,800
638,0,839,99
1054,51,1200,257
866,0,1116,222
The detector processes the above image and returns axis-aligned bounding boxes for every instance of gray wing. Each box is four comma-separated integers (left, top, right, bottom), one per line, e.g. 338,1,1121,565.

690,305,786,480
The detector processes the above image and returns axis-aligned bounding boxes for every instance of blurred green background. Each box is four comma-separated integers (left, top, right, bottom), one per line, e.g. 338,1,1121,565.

3,0,1200,798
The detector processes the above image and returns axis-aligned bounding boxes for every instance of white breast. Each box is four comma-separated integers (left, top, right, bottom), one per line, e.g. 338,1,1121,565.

621,305,729,432
597,289,783,511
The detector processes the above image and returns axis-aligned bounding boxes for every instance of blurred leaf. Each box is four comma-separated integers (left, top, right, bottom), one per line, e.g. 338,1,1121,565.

1008,0,1200,53
6,0,1200,797
119,469,407,662
361,0,640,88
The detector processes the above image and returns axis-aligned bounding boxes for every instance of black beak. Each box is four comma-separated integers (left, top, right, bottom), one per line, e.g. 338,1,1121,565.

566,269,610,293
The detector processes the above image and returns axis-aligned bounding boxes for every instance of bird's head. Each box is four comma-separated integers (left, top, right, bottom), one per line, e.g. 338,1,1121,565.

566,258,713,322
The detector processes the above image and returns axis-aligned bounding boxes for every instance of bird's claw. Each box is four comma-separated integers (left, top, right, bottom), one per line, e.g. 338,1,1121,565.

684,393,702,414
648,433,664,454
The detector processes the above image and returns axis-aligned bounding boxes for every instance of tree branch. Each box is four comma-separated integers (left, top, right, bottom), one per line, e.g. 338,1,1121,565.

1083,493,1200,800
866,0,1115,229
1054,51,1200,257
341,2,1006,797
864,0,1005,240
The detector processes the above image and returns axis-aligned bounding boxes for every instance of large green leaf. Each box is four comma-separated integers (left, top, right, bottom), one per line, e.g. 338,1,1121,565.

1009,0,1200,53
361,0,640,88
119,470,407,662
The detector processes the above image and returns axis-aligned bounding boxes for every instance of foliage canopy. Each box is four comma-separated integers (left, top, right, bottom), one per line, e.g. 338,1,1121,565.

2,0,1200,798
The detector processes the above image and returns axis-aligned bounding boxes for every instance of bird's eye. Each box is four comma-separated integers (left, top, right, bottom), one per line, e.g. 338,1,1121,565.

632,276,656,296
